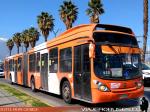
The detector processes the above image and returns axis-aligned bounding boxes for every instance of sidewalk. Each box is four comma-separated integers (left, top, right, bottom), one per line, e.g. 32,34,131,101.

0,89,25,107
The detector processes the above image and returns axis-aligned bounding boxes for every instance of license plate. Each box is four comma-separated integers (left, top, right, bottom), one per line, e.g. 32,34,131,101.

119,94,128,99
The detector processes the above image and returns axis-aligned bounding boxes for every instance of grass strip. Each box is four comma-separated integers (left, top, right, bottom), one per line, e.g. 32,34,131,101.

0,83,49,107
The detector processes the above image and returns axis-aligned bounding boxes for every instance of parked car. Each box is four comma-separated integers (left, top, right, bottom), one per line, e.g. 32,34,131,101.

0,69,4,77
142,63,150,84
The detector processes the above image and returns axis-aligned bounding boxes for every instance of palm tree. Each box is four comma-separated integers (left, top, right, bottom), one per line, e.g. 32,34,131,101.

21,30,30,52
12,33,21,53
28,27,40,48
86,0,104,23
142,0,149,62
59,0,78,29
37,12,54,42
6,39,14,56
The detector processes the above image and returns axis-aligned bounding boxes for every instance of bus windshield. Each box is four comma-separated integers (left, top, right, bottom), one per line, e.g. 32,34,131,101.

94,46,141,80
93,32,141,80
93,32,138,47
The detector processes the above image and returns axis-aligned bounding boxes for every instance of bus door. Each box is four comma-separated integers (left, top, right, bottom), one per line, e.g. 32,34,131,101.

23,54,28,86
74,44,91,101
14,60,18,83
41,53,48,91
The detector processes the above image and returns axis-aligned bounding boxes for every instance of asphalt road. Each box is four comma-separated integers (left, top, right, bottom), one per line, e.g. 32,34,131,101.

0,77,150,112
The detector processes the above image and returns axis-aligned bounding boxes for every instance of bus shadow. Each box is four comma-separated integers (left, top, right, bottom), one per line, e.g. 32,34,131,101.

37,90,139,108
144,83,150,87
39,90,62,99
144,91,150,101
72,98,139,109
34,88,139,109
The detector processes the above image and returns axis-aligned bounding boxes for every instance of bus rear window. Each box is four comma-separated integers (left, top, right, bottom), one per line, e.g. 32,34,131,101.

93,32,138,46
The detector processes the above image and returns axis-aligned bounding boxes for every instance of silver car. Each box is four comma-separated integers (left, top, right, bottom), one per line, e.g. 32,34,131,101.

142,63,150,84
0,69,4,77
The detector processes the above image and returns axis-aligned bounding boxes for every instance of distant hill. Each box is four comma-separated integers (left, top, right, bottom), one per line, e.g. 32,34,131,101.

0,38,19,60
0,39,9,60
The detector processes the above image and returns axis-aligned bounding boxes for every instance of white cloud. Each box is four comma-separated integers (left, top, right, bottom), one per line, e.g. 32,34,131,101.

0,37,8,42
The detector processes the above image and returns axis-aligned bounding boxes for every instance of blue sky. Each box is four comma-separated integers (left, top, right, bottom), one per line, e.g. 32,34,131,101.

0,0,149,48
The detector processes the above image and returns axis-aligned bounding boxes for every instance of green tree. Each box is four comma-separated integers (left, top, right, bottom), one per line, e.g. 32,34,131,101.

12,33,21,53
28,27,40,48
59,0,78,29
21,30,30,52
37,12,54,42
6,39,14,56
86,0,104,23
142,0,149,62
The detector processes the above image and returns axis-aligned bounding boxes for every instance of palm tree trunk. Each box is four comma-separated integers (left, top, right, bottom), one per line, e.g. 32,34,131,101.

45,37,47,42
30,41,36,48
24,43,29,52
10,50,11,56
142,0,148,62
90,16,94,23
17,46,19,54
43,31,48,42
66,17,70,29
26,47,28,52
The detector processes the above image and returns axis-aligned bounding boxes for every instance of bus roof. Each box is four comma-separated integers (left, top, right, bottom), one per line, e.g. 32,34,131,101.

33,24,134,51
30,24,97,53
5,53,23,60
7,24,135,55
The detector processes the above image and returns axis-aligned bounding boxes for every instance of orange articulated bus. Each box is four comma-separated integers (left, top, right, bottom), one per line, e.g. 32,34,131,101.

4,24,144,104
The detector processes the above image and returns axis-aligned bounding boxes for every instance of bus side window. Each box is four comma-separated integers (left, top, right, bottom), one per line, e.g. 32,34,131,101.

36,52,40,72
49,48,58,73
18,57,22,71
83,45,90,72
29,53,36,72
9,59,14,71
74,46,81,73
60,47,72,72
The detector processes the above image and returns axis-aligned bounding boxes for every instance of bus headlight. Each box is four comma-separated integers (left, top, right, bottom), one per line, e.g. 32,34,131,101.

135,80,143,89
93,80,110,92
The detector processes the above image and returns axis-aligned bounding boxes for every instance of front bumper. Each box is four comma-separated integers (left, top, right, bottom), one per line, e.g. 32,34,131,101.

92,86,144,103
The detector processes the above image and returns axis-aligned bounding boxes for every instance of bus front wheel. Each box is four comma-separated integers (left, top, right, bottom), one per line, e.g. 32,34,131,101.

62,81,72,104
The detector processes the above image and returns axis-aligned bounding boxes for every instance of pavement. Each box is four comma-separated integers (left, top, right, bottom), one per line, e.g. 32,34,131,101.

0,89,25,107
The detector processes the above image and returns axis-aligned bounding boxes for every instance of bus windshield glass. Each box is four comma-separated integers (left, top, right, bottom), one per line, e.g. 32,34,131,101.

93,32,138,47
94,46,141,80
93,32,141,80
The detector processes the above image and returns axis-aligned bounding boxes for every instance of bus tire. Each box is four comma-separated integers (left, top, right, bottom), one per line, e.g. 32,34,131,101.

30,77,36,92
10,74,13,85
62,81,72,104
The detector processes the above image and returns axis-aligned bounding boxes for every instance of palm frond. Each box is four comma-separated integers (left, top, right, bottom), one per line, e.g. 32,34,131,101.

59,0,78,29
37,12,54,41
86,0,104,23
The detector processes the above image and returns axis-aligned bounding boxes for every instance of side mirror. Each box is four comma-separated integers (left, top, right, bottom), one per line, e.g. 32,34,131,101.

89,43,95,58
